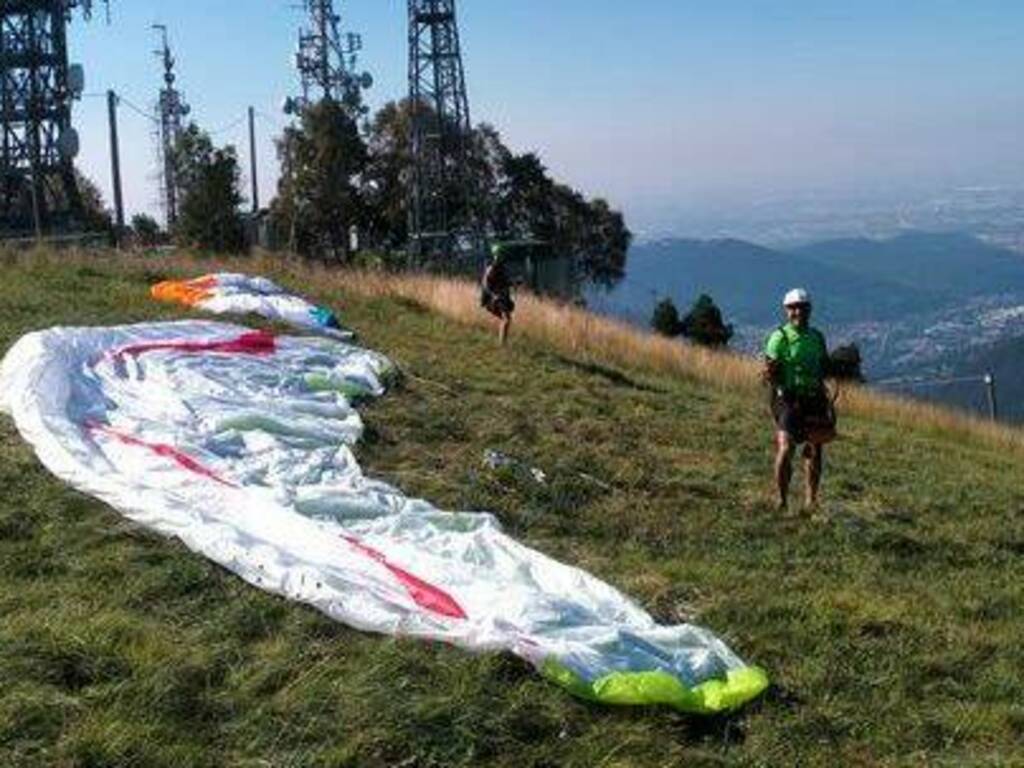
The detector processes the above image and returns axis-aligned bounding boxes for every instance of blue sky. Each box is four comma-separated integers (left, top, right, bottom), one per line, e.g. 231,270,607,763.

70,0,1024,233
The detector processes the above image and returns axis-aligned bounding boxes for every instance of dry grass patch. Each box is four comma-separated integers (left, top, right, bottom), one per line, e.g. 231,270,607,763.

326,266,1024,454
5,244,1020,454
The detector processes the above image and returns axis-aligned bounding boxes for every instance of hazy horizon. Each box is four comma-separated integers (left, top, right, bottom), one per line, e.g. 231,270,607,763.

67,1,1024,235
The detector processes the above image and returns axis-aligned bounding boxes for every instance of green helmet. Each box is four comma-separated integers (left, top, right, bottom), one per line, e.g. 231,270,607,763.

490,242,506,260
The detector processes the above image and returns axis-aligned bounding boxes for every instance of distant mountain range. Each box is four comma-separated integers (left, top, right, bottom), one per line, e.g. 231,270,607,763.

792,232,1024,300
585,231,1024,423
587,232,1024,327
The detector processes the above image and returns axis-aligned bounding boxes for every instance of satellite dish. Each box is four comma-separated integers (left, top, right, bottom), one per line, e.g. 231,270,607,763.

180,104,191,116
68,64,85,96
57,128,80,160
359,72,374,90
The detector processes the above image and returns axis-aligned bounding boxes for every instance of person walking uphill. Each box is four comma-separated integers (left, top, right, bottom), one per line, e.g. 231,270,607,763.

481,243,516,345
763,289,836,511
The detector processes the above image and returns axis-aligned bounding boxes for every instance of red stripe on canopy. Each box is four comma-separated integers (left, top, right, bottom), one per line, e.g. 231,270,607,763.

109,330,276,360
84,421,236,488
343,535,468,620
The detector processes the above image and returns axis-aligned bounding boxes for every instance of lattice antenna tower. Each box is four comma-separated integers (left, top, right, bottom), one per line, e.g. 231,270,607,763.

407,0,473,260
0,0,109,235
153,24,190,227
283,0,372,117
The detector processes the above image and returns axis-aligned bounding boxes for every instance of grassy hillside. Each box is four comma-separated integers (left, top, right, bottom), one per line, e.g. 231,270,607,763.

2,250,1023,767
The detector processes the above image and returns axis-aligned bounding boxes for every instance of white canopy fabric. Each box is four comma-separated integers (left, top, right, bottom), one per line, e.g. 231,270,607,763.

151,273,351,338
0,319,766,713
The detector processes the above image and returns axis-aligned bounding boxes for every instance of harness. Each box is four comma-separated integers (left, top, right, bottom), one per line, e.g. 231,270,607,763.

480,264,512,309
765,325,840,442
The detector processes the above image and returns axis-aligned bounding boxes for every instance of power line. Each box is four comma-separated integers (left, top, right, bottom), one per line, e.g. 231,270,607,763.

117,94,158,123
873,374,988,390
208,112,248,136
254,108,287,130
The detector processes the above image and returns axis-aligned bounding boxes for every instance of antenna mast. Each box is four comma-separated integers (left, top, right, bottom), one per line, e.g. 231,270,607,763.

0,0,108,236
153,24,190,227
407,0,473,262
284,0,372,117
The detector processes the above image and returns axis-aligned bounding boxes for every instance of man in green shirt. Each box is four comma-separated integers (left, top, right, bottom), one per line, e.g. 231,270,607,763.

763,288,835,511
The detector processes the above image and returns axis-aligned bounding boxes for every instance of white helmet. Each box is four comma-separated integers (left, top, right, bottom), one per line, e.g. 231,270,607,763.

783,288,811,307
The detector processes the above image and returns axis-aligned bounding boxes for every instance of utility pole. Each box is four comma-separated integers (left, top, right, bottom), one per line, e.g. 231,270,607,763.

407,0,475,264
984,372,998,421
107,90,125,237
248,107,259,213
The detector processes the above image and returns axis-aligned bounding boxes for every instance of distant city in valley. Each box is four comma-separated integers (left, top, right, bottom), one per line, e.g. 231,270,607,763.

587,194,1024,423
631,185,1024,254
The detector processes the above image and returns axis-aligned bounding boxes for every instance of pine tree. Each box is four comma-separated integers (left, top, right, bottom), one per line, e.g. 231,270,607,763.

680,294,733,348
651,298,682,337
828,343,865,382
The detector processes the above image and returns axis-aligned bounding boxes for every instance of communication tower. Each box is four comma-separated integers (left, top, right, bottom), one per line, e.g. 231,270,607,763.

407,0,473,260
283,0,372,117
0,0,107,235
153,24,189,227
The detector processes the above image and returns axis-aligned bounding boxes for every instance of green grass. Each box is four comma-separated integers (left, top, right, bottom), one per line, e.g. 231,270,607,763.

2,251,1023,766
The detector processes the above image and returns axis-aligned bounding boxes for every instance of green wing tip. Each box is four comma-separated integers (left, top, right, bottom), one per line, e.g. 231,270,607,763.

541,659,769,715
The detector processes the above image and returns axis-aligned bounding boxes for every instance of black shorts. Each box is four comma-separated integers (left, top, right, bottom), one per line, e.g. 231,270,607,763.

773,392,834,444
483,292,515,318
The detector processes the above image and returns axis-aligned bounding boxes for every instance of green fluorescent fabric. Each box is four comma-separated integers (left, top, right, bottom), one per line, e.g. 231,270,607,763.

542,659,769,714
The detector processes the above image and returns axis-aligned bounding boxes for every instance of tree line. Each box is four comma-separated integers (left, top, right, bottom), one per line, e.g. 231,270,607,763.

124,99,631,287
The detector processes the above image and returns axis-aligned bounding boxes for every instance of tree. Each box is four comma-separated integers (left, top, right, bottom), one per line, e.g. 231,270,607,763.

552,191,631,288
131,213,163,247
172,124,246,253
651,298,682,337
491,151,630,287
497,152,556,239
270,100,368,261
464,122,506,234
360,100,413,250
348,98,632,284
828,343,865,382
680,294,733,347
73,170,113,234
